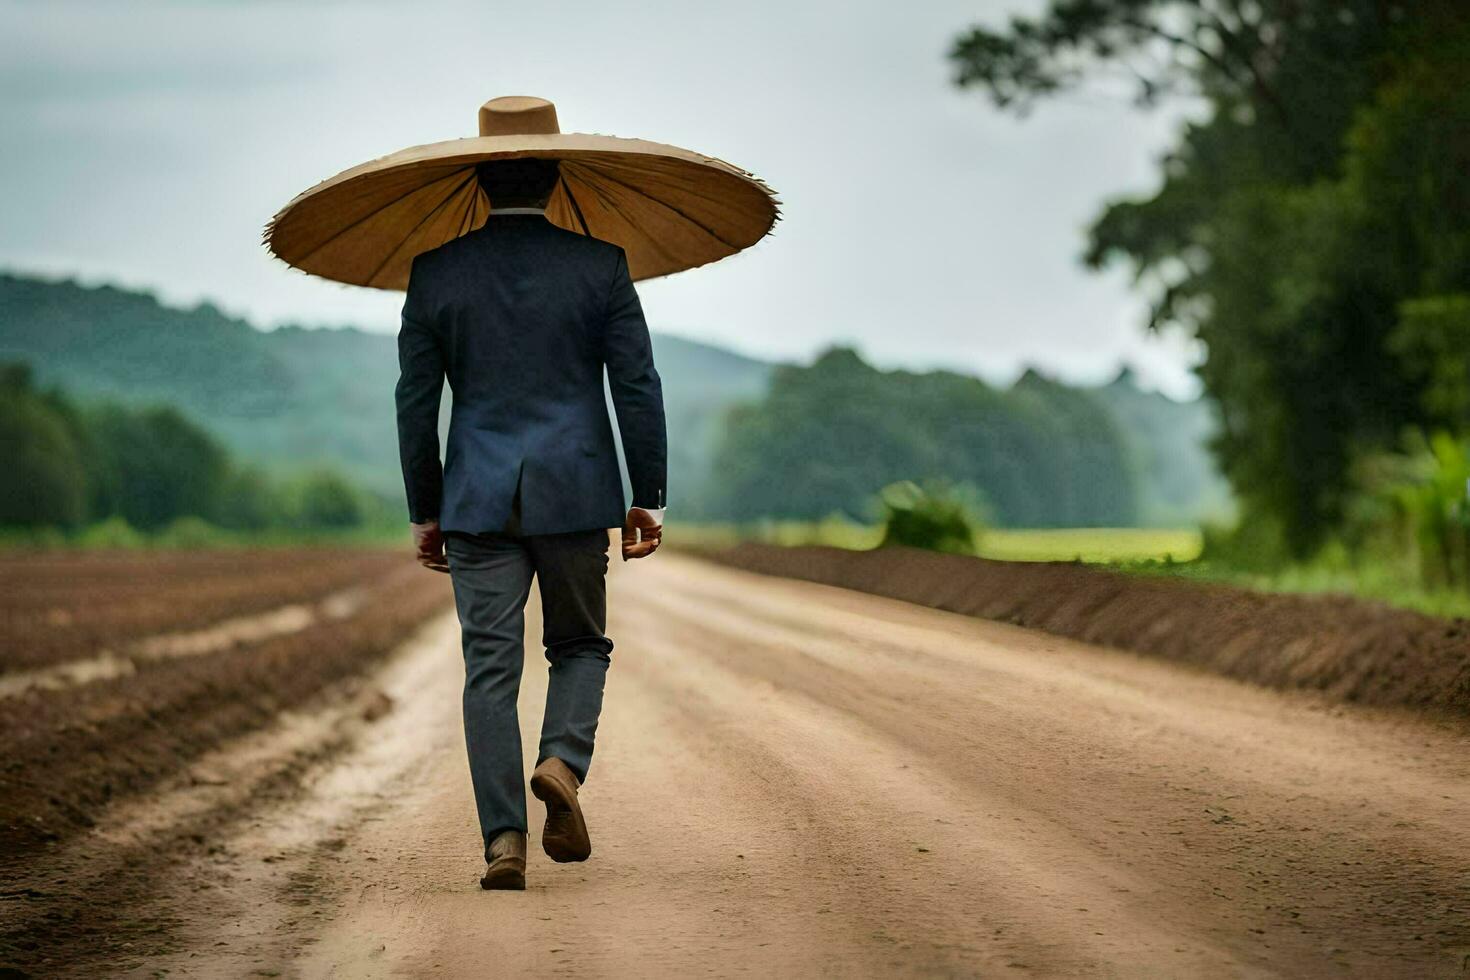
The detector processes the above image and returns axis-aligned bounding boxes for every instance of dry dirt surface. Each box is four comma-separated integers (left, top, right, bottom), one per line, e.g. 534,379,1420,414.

702,542,1470,717
5,551,1470,977
0,549,413,673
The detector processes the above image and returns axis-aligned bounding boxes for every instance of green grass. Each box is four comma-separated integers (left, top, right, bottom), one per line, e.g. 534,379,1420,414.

1141,558,1470,619
666,518,877,553
980,528,1202,563
669,520,1201,564
670,519,1470,619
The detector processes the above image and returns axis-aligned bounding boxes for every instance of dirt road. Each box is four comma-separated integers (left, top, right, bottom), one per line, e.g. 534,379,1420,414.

71,553,1470,977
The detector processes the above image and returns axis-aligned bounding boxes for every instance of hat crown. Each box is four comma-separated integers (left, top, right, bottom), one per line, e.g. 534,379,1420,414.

479,96,560,137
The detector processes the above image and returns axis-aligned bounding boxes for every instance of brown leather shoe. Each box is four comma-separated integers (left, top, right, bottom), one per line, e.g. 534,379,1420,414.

480,829,527,890
530,757,590,862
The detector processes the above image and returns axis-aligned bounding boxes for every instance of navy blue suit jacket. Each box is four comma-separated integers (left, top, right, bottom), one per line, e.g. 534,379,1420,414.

395,213,667,536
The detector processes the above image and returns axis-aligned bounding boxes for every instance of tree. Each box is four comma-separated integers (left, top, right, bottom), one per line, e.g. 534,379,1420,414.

217,466,282,531
707,347,1140,526
952,0,1470,554
88,404,230,530
290,470,365,529
0,364,89,527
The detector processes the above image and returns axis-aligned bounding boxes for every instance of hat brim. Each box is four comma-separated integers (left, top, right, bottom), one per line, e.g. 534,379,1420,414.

264,133,780,290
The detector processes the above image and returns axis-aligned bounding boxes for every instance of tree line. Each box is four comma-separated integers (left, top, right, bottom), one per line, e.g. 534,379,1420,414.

951,0,1470,563
0,363,380,536
705,347,1141,527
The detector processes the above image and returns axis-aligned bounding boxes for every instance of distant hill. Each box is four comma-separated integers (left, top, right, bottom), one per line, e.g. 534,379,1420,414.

0,271,1230,525
0,272,770,507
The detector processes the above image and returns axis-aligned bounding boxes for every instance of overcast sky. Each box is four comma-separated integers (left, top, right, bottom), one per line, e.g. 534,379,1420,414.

0,0,1203,397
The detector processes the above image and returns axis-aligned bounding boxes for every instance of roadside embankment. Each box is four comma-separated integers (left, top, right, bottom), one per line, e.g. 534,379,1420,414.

694,543,1470,718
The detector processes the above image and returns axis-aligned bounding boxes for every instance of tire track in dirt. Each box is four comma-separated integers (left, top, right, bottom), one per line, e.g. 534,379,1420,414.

21,552,1469,978
634,561,1470,975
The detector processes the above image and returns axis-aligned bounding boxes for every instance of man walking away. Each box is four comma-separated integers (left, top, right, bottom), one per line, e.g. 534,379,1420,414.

395,155,667,891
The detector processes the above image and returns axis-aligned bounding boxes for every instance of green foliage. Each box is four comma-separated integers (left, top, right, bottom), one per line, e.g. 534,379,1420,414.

217,466,282,531
1354,430,1470,589
952,1,1395,163
86,403,230,530
876,481,984,555
74,515,147,550
286,470,367,529
1197,513,1291,574
152,516,228,550
0,364,89,527
953,1,1470,556
0,362,374,538
1011,369,1144,526
0,524,68,550
1198,428,1470,598
1092,368,1233,526
1391,295,1470,423
708,347,1143,528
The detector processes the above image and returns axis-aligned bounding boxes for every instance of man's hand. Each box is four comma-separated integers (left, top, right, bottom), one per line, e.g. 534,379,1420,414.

621,507,663,561
411,519,450,573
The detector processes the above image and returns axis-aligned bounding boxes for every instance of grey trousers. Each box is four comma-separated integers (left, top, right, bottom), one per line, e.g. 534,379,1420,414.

444,526,612,853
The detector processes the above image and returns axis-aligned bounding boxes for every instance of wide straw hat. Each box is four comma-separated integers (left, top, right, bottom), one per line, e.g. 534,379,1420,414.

265,96,779,289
